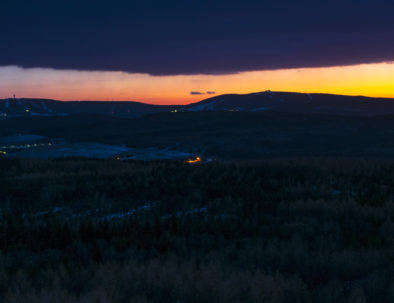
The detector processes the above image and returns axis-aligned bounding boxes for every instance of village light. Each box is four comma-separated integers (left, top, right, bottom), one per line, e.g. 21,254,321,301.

185,156,202,164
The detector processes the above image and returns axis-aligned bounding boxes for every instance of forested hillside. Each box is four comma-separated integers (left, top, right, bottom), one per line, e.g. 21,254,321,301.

1,158,394,302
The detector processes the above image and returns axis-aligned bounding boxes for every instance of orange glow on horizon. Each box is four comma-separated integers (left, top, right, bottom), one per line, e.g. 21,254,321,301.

0,63,394,104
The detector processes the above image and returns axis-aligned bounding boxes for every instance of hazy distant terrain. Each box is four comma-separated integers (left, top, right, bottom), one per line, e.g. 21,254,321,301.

2,92,394,119
2,92,394,160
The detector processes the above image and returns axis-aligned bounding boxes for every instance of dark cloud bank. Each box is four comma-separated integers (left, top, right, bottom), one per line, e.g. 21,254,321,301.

1,0,394,75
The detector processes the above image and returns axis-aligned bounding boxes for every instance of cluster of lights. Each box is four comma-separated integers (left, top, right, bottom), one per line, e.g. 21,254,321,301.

0,151,6,155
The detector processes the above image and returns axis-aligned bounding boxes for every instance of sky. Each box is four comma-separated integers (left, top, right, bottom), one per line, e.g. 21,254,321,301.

1,0,394,104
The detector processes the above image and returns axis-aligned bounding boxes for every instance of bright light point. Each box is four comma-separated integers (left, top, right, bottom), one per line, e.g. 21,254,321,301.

186,157,202,164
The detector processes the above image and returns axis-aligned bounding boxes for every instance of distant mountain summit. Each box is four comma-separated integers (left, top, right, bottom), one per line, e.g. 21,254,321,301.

184,91,394,116
2,92,394,118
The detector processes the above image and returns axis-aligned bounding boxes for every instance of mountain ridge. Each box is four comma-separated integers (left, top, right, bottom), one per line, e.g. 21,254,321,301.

184,91,394,115
2,91,394,118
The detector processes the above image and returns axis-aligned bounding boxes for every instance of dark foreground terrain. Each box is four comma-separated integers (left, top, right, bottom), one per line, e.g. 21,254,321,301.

3,111,394,159
1,157,394,302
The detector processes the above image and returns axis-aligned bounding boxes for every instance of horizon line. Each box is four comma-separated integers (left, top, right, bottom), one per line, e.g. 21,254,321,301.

2,90,394,106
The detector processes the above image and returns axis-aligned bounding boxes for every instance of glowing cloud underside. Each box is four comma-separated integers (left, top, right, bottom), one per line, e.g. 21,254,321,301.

0,63,394,105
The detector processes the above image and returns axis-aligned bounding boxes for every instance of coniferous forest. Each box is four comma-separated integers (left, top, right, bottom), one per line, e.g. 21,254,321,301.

1,157,394,302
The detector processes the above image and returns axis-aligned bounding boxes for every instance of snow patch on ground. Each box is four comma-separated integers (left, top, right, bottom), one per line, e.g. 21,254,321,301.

0,135,47,144
69,208,101,220
6,138,196,160
30,112,54,116
251,107,272,112
162,207,208,219
123,148,195,161
188,99,224,111
10,142,131,159
188,102,216,111
101,203,157,221
252,91,275,96
22,206,63,219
